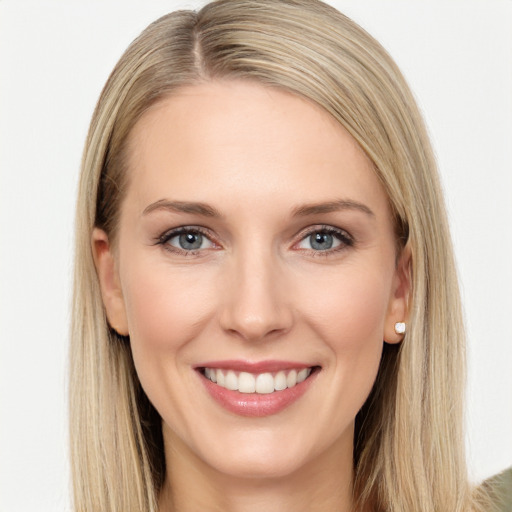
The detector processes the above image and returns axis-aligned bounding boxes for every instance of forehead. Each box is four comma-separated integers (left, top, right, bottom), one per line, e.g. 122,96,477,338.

123,80,389,219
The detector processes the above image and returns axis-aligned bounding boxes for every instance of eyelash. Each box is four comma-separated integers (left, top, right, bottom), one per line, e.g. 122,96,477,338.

156,226,216,256
155,225,354,257
296,225,354,256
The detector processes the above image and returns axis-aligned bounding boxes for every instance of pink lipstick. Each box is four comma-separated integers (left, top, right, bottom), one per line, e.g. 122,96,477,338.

195,360,319,417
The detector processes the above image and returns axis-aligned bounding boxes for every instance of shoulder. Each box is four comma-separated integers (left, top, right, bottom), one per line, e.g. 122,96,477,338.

481,467,512,512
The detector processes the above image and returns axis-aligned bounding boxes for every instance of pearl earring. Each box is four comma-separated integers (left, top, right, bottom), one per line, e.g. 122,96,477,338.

394,322,406,335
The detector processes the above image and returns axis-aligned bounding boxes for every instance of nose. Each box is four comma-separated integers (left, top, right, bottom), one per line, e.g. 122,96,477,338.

219,247,293,343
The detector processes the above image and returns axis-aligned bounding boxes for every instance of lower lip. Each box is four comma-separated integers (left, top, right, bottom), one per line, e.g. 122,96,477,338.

199,369,318,417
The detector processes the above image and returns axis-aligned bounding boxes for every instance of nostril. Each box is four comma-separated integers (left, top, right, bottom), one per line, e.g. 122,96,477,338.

223,323,290,343
220,309,292,342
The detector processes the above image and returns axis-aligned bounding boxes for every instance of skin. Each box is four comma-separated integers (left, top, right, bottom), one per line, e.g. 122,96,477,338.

93,80,410,512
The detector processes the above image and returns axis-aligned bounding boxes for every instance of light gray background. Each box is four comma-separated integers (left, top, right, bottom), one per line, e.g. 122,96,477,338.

1,1,511,510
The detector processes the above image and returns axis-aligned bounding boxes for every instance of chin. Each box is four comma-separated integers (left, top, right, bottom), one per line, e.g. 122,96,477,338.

182,417,352,482
204,446,311,481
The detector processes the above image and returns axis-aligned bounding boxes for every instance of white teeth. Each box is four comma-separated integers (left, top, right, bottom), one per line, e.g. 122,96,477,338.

225,370,238,391
203,367,313,394
255,373,274,394
274,371,287,391
286,369,297,388
297,368,308,383
238,372,256,393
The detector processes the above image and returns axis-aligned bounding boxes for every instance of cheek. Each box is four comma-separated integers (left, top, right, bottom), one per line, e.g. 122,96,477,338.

294,260,393,420
121,259,213,350
281,262,394,451
299,264,392,352
118,255,220,407
117,256,221,434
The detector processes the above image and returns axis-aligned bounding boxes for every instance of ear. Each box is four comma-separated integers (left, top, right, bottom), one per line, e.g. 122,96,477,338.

384,244,412,344
91,227,129,336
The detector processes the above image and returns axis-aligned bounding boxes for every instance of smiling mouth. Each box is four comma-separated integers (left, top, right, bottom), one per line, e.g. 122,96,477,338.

200,367,319,394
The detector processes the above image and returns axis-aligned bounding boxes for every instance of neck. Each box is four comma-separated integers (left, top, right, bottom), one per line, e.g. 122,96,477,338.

158,426,355,512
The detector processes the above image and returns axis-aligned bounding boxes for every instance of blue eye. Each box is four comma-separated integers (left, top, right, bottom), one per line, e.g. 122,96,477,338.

176,232,204,250
309,232,336,250
160,228,215,252
297,227,352,252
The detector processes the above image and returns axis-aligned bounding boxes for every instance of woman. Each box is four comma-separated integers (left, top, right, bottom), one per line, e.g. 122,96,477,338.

70,1,489,510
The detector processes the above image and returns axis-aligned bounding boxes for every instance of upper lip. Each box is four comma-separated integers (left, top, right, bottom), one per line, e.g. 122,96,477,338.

194,360,316,374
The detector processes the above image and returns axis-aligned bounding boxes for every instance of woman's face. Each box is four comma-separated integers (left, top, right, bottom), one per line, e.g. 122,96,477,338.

94,81,408,480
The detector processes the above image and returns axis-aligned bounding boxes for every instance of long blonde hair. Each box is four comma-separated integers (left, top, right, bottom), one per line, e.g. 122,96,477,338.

70,1,482,510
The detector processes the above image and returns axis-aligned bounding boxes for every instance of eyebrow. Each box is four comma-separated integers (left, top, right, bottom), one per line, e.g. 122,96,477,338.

142,198,375,219
142,199,221,217
291,199,375,218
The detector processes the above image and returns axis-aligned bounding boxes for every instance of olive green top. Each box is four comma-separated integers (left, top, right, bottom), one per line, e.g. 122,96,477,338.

483,467,512,512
